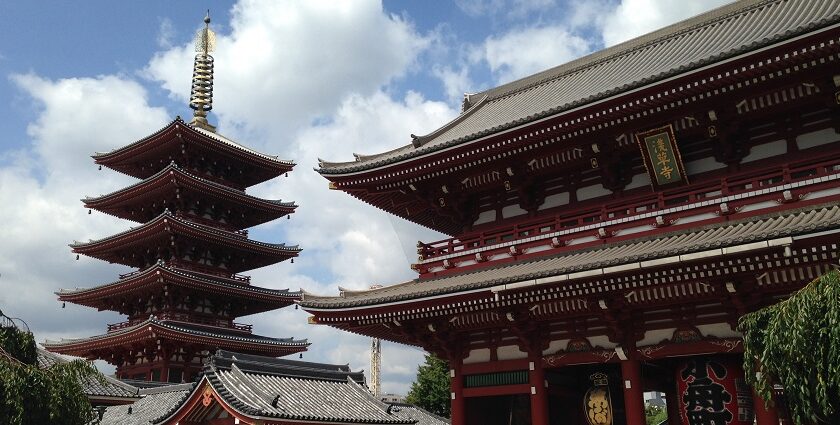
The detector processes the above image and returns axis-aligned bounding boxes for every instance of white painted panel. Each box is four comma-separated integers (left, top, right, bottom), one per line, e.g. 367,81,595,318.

697,323,742,339
797,128,840,150
502,204,527,219
542,339,569,356
497,345,528,360
473,210,496,226
676,212,718,225
743,139,786,163
577,183,612,201
587,335,617,350
539,192,570,211
637,328,677,346
617,224,655,236
463,348,491,364
625,173,651,190
738,200,779,213
685,156,726,175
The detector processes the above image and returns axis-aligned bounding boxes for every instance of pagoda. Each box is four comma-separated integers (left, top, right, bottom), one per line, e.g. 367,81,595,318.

302,1,840,424
45,14,308,383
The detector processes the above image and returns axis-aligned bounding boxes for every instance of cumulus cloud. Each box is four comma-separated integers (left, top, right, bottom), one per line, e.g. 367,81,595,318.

600,0,733,46
482,25,593,84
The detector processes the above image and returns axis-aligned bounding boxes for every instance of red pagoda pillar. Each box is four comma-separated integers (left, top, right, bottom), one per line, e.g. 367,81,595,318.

528,355,549,425
753,391,780,425
621,356,646,425
450,360,465,425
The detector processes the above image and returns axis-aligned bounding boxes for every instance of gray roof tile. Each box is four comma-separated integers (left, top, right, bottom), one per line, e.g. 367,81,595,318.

301,203,840,308
318,0,840,174
99,384,192,425
36,349,140,400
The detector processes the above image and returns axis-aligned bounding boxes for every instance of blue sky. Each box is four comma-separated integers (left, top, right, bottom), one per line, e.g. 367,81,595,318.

0,0,732,395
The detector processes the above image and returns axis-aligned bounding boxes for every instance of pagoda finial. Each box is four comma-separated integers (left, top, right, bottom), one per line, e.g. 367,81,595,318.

189,10,217,132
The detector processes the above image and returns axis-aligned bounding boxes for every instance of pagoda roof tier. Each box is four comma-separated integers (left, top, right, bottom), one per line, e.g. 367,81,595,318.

56,262,300,317
93,118,294,188
316,0,840,176
71,211,300,274
301,203,840,310
84,163,296,230
43,317,309,359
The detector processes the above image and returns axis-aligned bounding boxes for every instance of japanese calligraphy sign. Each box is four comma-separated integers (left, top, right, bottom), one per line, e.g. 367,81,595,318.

583,372,613,425
635,125,688,190
676,356,753,425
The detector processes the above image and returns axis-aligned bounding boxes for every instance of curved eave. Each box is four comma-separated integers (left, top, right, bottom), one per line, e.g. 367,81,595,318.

44,319,309,355
56,264,300,312
71,211,300,258
83,164,297,228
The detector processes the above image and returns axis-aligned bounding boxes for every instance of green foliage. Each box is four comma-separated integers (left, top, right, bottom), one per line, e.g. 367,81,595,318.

645,405,667,425
739,269,840,424
405,354,451,418
0,323,101,425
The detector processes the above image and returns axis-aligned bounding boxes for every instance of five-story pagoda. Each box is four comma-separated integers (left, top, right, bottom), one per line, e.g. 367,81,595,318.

45,14,308,382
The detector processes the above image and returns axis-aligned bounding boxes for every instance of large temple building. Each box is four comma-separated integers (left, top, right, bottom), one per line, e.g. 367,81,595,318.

45,14,307,383
301,1,840,424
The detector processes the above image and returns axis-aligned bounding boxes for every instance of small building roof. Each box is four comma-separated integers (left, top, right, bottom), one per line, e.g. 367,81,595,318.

301,203,840,309
385,403,449,425
36,348,140,404
317,0,840,175
98,383,193,425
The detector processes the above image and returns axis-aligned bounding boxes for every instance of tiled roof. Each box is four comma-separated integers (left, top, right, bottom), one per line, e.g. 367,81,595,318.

56,262,301,301
301,203,840,308
36,348,140,401
153,350,415,424
386,403,450,425
43,318,308,349
99,383,193,425
318,0,840,174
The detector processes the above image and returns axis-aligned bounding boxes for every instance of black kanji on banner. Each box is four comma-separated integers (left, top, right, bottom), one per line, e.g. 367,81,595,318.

681,358,734,425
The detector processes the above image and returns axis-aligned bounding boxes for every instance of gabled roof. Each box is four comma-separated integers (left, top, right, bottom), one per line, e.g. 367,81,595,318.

43,318,309,355
385,403,449,425
317,0,840,175
56,262,300,315
84,163,296,229
98,383,193,425
36,348,140,402
301,203,840,309
152,350,415,425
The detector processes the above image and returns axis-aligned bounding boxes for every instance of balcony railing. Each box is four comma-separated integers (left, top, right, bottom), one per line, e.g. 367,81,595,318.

417,153,840,263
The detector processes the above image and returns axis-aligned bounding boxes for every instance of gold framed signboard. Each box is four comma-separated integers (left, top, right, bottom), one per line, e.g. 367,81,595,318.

635,124,688,190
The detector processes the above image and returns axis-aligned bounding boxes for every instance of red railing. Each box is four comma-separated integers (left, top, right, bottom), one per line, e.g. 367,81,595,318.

417,154,840,261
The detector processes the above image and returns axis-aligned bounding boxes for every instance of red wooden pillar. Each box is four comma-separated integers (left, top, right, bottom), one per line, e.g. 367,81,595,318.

665,386,681,425
753,390,779,425
621,359,646,425
450,360,465,425
529,356,549,425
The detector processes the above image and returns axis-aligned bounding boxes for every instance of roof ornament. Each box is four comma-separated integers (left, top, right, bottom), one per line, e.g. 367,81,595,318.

189,10,217,132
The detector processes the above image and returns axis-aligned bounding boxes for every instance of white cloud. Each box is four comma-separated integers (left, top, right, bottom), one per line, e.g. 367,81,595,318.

482,25,593,84
600,0,733,46
145,0,430,136
157,17,175,49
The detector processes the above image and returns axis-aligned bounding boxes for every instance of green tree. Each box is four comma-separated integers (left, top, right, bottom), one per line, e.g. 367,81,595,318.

645,405,667,425
0,311,102,425
405,353,451,417
739,270,840,424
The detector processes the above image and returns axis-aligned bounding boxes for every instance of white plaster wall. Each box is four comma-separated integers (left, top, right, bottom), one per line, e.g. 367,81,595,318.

496,344,528,360
676,212,718,225
473,210,497,226
577,183,612,201
502,204,527,219
742,139,787,163
697,323,741,339
539,192,569,210
637,328,677,346
797,128,840,150
542,339,570,355
463,348,491,364
625,173,651,190
685,156,726,175
587,335,617,349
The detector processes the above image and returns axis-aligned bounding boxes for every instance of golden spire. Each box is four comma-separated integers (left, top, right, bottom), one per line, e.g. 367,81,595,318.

189,10,217,131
